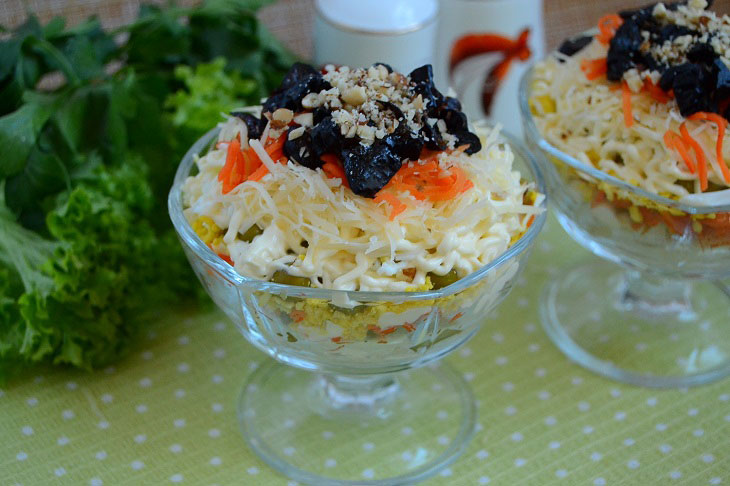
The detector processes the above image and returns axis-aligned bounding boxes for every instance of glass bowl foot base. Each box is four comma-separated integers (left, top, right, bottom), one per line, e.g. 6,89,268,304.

541,261,730,388
237,361,476,485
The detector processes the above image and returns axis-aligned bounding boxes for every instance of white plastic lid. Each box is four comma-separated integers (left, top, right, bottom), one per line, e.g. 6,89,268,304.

316,0,438,33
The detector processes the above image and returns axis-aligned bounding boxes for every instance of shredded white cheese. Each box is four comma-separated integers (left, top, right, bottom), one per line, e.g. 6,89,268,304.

182,116,541,291
532,35,730,199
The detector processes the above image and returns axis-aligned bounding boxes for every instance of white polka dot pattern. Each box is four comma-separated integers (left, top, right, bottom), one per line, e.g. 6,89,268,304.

0,218,728,485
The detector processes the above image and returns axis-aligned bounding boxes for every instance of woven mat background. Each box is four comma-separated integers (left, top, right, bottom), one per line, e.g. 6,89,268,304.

3,0,729,59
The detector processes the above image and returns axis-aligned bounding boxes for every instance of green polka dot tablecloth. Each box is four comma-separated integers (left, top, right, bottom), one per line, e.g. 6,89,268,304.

2,215,729,486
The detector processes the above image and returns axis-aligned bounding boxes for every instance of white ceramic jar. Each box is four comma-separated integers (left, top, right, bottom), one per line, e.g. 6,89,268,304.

434,0,545,137
313,0,438,73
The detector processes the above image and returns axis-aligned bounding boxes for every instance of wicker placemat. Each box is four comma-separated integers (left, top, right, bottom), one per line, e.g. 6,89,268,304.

4,0,728,57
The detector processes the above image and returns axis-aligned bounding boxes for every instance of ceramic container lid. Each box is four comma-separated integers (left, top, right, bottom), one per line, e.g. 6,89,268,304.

315,0,438,34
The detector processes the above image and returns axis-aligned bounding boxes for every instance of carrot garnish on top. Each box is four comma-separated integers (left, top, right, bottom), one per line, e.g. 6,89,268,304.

679,122,708,191
596,14,623,44
664,130,695,173
374,152,475,220
687,112,730,184
621,81,633,127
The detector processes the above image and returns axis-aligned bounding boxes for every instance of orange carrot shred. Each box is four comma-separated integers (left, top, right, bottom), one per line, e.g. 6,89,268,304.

290,310,306,323
374,192,407,220
248,163,269,182
580,58,607,80
621,81,633,127
642,77,672,103
680,122,708,191
320,154,350,188
596,14,623,44
664,130,695,173
216,253,233,265
218,139,238,183
688,112,730,184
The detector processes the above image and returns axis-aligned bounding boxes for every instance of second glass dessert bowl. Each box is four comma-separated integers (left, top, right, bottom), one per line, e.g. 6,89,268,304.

520,66,730,389
169,124,546,486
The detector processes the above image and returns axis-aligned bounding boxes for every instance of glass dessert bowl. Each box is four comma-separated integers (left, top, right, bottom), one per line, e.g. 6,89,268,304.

169,125,545,485
168,62,545,485
519,1,730,388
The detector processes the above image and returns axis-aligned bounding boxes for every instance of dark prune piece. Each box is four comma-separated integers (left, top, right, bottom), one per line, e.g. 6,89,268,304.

341,142,402,198
313,106,330,124
715,59,730,100
659,64,681,91
437,108,468,132
385,124,423,161
688,43,717,65
409,64,444,110
376,100,405,120
420,121,447,151
635,51,663,73
607,19,643,81
452,130,482,155
619,1,681,21
310,116,341,156
373,62,393,73
557,35,593,58
263,63,332,113
280,63,320,89
283,126,323,169
230,112,267,140
655,24,696,44
443,96,462,111
661,63,715,117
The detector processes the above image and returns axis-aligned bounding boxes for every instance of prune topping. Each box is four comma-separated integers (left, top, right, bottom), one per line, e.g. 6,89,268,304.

312,106,330,124
687,43,717,65
309,116,340,156
384,124,423,161
557,35,593,58
341,143,402,198
661,63,716,116
442,96,462,111
260,63,483,197
283,126,323,169
437,108,468,132
714,59,730,100
375,100,405,120
263,63,331,113
230,112,266,140
655,24,696,44
452,131,482,155
599,1,727,117
409,64,444,110
606,19,643,81
420,122,448,151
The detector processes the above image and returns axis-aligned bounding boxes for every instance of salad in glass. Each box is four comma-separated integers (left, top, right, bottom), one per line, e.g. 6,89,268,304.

171,61,545,484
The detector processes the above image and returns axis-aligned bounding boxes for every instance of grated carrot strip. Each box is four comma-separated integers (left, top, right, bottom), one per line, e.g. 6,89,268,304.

247,163,269,182
664,130,695,173
680,122,708,191
596,14,623,44
643,77,672,103
688,112,730,184
580,58,607,80
374,192,407,220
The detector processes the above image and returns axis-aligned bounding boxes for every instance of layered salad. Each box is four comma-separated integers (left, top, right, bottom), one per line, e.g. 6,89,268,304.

182,62,542,342
531,0,730,245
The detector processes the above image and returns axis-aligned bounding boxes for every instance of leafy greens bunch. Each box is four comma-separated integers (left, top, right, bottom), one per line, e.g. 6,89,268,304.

0,0,295,380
